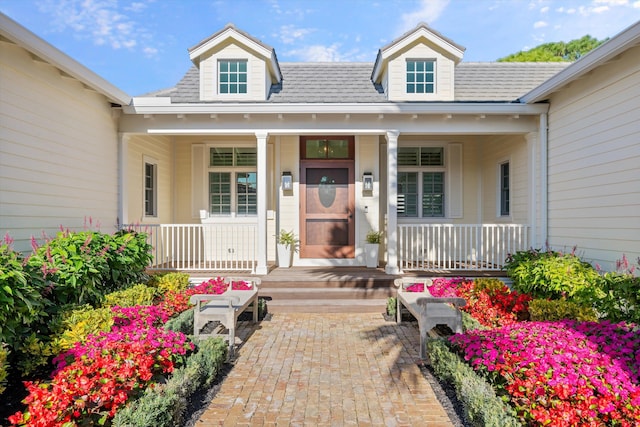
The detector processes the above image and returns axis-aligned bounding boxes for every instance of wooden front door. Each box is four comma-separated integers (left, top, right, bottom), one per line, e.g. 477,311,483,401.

299,136,355,258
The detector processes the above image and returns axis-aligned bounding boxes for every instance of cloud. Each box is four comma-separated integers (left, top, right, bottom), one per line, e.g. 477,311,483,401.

276,24,315,44
398,0,449,33
37,0,159,56
285,44,344,61
540,6,549,13
534,20,548,28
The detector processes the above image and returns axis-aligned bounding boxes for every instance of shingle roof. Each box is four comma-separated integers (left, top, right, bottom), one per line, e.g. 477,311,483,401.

454,62,570,101
162,61,570,104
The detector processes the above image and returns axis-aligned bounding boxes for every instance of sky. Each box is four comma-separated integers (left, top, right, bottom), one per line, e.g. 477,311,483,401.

2,0,639,96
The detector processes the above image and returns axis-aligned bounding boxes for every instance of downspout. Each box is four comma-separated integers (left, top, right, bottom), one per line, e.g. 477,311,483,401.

117,133,129,228
540,113,548,248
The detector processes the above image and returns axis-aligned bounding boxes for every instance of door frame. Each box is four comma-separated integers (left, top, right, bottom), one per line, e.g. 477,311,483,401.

299,136,355,259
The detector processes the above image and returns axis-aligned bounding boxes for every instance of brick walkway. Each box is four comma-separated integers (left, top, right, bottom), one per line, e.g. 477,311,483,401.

196,313,453,426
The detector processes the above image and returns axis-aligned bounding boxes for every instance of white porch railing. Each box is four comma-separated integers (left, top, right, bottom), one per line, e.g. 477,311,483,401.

397,224,530,271
123,223,258,273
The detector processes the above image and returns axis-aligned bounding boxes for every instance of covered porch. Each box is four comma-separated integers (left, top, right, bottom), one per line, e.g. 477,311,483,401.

124,222,530,274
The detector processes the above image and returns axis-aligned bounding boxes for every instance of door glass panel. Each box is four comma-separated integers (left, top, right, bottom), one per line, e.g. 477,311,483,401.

305,140,326,158
305,169,348,214
327,140,349,158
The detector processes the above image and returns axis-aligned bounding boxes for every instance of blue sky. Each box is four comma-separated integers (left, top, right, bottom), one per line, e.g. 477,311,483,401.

2,0,639,96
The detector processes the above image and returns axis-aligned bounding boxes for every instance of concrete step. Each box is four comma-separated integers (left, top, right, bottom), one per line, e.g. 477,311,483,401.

264,298,389,314
259,287,395,300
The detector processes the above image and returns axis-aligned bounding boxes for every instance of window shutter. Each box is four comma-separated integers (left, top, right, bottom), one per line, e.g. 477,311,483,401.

192,144,206,218
447,143,463,218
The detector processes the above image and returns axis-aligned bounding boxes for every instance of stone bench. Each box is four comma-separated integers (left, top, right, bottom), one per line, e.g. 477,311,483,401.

189,277,260,357
394,277,466,360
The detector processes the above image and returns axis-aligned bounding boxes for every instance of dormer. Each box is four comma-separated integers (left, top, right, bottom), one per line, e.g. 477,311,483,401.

188,24,282,102
371,23,465,102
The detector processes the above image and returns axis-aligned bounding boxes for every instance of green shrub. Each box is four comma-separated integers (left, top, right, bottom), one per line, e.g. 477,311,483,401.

106,229,152,290
25,230,112,306
164,308,194,335
504,249,603,305
386,297,397,318
427,338,522,427
0,244,49,348
528,298,598,322
102,283,158,308
461,311,486,332
147,272,191,294
473,278,508,296
14,333,59,376
594,257,639,324
112,337,227,427
53,305,115,351
0,343,9,395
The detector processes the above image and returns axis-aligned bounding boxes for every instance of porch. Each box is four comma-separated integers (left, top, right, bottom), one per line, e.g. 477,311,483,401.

125,222,529,274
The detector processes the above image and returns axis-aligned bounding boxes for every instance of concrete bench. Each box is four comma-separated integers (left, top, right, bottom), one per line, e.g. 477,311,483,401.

189,277,260,357
394,278,466,360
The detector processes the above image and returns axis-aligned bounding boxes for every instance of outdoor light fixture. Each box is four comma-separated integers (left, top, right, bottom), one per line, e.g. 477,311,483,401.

363,172,373,195
281,171,293,192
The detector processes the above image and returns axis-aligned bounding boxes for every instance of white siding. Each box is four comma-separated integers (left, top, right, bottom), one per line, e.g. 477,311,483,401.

386,41,455,102
199,41,267,101
546,44,640,271
480,135,530,224
0,41,119,252
126,135,173,224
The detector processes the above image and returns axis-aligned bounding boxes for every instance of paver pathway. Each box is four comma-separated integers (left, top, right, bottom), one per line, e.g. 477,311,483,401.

196,313,453,426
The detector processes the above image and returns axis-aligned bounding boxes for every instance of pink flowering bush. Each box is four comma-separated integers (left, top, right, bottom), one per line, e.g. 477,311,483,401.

450,320,640,426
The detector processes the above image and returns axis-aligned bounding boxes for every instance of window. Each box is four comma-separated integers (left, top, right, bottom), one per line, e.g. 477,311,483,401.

218,60,247,94
144,161,157,217
398,147,445,217
500,162,510,216
208,147,257,215
406,60,435,94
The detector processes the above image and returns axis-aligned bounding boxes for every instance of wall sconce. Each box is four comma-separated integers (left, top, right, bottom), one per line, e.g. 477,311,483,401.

281,171,293,193
363,172,373,196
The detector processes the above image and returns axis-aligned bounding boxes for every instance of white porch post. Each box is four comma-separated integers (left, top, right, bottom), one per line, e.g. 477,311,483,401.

385,130,400,274
539,113,548,248
255,131,269,275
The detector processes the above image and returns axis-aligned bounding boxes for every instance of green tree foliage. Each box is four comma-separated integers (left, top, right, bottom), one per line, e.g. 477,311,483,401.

498,35,607,62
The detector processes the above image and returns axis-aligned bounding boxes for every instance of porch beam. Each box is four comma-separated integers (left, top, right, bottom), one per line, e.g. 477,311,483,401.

255,131,269,275
385,130,400,275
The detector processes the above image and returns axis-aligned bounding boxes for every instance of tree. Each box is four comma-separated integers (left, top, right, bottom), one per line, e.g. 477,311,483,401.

498,35,607,62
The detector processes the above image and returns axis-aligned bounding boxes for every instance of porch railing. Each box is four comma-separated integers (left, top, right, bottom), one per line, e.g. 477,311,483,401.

123,223,258,273
397,224,529,271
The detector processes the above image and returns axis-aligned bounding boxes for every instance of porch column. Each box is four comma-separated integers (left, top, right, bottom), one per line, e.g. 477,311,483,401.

255,131,269,275
385,130,400,275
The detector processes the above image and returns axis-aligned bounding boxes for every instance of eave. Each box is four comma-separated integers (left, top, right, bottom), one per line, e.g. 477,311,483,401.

125,99,549,116
0,13,131,106
520,20,640,103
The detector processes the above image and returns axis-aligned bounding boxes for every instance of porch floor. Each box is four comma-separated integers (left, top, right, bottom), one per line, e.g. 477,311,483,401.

174,266,509,314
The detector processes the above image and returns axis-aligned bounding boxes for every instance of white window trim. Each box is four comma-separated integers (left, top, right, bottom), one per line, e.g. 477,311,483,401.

205,143,258,218
216,58,250,99
405,58,437,96
497,158,511,219
397,143,447,220
143,155,158,218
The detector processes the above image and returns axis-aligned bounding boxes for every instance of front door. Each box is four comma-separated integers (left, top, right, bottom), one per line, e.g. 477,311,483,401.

299,137,355,258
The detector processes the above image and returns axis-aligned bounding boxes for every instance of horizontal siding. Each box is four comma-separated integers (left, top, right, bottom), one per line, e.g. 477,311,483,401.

0,41,118,252
126,135,173,224
546,44,640,271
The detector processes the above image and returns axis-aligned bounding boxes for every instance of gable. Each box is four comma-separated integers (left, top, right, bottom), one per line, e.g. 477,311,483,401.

372,23,465,102
188,24,281,102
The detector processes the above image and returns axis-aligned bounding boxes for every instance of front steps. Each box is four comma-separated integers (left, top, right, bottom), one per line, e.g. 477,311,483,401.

257,267,397,314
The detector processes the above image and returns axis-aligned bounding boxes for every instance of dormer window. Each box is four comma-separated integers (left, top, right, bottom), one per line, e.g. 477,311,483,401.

406,59,435,94
219,60,247,94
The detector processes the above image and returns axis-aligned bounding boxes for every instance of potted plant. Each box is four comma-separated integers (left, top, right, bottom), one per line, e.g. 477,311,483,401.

365,230,383,268
277,229,298,268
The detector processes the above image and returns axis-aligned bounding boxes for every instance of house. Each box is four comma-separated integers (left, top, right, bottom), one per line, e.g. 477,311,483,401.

0,13,128,247
1,13,638,274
